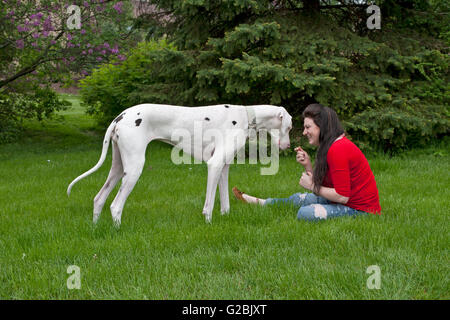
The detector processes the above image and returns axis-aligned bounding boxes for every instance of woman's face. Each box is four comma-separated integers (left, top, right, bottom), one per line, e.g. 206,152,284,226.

303,117,320,146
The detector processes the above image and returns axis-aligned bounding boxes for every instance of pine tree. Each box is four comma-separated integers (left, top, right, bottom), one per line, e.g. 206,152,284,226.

84,0,449,152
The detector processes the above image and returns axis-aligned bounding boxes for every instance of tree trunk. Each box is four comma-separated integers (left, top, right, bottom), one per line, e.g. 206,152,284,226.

0,65,38,89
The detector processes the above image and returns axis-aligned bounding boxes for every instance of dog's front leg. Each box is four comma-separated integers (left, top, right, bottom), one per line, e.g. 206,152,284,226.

202,159,225,223
218,164,230,215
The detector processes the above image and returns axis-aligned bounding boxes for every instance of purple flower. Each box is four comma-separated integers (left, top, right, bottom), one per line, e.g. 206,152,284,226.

113,1,123,14
67,33,73,41
42,31,50,37
110,46,119,54
32,33,40,39
43,17,54,31
118,54,126,61
80,29,86,35
88,49,93,54
16,39,24,49
17,25,29,32
103,42,110,49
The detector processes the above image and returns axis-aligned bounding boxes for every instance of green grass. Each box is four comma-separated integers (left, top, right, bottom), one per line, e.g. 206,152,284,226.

0,95,449,299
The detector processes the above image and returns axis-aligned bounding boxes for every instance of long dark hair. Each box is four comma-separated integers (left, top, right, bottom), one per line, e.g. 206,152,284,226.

302,104,344,194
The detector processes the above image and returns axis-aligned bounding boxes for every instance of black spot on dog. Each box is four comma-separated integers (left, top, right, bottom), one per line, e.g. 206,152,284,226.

135,118,142,127
137,112,140,115
225,105,229,108
114,112,125,123
123,172,127,176
232,121,237,125
205,117,210,121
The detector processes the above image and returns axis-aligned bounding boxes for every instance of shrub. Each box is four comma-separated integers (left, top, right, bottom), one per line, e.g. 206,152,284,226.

0,87,70,143
79,39,177,126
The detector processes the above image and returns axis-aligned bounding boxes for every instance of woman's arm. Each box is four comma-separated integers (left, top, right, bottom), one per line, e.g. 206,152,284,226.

316,186,349,204
299,172,349,204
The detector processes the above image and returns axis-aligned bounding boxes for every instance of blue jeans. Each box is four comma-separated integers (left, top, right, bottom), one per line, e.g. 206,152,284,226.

264,193,367,221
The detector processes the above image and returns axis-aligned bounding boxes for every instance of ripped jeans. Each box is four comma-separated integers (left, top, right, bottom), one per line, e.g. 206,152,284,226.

264,193,367,221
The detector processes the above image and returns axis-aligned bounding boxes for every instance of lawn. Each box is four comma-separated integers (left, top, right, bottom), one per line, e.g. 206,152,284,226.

0,95,448,299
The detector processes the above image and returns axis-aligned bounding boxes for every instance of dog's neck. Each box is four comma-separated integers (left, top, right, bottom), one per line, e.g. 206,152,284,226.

247,105,283,132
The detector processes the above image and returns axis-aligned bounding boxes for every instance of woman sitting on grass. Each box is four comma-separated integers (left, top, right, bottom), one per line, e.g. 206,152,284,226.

233,103,381,221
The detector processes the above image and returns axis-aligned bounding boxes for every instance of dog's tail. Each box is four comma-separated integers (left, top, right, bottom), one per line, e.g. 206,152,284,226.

67,121,116,196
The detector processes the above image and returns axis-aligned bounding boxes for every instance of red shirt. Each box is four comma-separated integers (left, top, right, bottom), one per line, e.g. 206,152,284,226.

323,137,381,214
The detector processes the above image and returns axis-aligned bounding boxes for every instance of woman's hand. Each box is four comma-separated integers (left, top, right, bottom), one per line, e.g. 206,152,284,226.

295,146,312,172
299,171,314,191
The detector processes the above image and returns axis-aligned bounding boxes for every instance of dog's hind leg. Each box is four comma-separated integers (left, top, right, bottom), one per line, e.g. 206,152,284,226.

218,164,230,215
93,141,124,224
109,142,146,228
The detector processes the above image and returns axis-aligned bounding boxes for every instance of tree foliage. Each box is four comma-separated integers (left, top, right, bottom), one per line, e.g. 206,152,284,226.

0,0,139,142
82,0,449,152
0,0,134,88
79,39,177,126
0,85,70,143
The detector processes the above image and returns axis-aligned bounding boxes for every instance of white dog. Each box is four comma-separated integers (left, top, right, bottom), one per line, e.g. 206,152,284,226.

67,104,292,226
